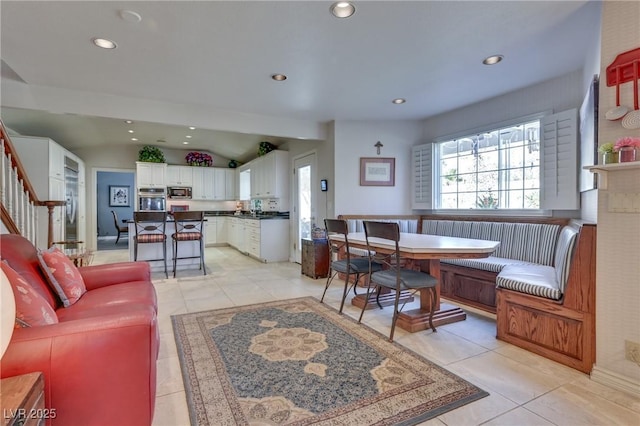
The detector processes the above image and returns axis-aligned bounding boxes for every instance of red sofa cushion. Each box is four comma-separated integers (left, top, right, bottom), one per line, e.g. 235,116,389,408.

56,281,158,322
37,247,87,307
0,234,59,308
1,261,58,327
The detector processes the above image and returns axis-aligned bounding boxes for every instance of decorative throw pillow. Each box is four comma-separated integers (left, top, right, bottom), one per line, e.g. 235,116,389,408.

1,261,58,327
37,247,87,307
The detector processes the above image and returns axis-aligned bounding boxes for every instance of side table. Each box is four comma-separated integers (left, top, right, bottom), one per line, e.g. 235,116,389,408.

0,372,48,426
301,238,329,279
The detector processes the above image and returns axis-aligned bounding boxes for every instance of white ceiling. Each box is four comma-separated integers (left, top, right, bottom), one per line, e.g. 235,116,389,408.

0,1,601,162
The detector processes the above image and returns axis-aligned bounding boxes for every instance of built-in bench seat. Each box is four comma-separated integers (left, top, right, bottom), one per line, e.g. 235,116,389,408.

334,214,596,373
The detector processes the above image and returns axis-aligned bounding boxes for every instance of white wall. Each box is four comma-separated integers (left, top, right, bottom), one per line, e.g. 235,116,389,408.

591,0,640,395
333,120,423,216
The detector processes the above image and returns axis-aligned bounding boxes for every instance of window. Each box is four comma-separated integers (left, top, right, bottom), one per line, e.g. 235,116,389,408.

412,109,578,212
435,120,541,210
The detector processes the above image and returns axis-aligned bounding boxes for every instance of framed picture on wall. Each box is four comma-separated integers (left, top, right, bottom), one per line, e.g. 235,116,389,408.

109,185,130,207
360,157,395,186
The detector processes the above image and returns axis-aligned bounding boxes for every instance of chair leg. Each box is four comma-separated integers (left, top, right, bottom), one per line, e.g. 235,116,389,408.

389,288,402,342
163,240,168,279
173,239,178,278
338,272,351,314
320,269,335,303
376,287,384,309
200,238,206,275
134,240,138,261
429,287,437,333
358,276,374,323
116,231,120,244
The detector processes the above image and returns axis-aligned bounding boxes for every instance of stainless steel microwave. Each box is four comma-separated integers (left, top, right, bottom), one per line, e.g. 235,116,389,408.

168,187,192,199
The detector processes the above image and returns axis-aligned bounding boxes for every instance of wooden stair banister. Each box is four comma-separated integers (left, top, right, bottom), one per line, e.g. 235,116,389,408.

1,119,66,248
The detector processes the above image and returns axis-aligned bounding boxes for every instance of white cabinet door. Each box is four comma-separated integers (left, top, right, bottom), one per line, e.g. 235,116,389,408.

136,163,166,188
202,168,216,199
77,183,86,243
216,217,228,243
225,169,237,200
213,168,226,200
166,166,193,187
205,218,217,246
191,168,205,200
48,140,65,180
248,151,289,199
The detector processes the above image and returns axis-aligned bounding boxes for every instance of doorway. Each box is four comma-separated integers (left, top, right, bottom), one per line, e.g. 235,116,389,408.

293,152,316,263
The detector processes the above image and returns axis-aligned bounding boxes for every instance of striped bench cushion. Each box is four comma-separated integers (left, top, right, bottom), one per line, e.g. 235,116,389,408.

441,256,533,273
496,264,562,300
422,220,561,266
554,226,579,294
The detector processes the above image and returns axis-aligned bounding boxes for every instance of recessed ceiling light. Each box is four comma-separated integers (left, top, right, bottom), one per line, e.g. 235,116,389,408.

183,141,189,145
272,74,287,81
119,10,142,23
185,135,192,139
482,55,504,65
131,138,138,141
189,126,196,130
128,130,134,133
330,2,356,18
92,38,117,49
125,120,133,124
392,98,406,104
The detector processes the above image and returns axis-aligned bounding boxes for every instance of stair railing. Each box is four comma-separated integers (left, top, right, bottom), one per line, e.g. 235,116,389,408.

1,120,65,248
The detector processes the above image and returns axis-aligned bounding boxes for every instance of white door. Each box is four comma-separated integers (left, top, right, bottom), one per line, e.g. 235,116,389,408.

293,153,316,263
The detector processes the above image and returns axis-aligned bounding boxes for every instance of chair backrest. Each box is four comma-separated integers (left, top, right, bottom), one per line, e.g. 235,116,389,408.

324,218,351,264
173,211,204,235
363,221,401,272
133,211,167,240
112,210,127,232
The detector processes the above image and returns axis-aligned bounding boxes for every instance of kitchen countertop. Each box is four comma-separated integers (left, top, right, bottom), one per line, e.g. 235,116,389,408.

202,211,290,220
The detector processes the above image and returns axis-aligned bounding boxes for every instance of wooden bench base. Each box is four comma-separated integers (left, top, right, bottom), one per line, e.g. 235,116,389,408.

440,264,497,314
496,288,595,373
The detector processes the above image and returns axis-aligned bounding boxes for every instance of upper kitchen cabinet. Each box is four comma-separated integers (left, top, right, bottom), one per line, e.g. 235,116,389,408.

191,167,215,200
136,162,166,188
48,140,66,180
166,165,194,187
250,150,289,199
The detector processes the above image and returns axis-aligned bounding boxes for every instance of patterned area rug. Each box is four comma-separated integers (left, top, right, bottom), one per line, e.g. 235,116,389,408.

172,297,488,425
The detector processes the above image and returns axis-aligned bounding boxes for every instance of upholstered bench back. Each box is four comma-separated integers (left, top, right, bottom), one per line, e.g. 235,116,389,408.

422,220,562,266
344,218,420,234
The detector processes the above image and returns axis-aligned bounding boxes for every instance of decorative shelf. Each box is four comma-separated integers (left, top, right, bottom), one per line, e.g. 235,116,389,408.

584,162,640,190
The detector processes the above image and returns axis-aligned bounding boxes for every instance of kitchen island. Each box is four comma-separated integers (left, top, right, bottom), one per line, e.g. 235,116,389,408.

127,219,206,273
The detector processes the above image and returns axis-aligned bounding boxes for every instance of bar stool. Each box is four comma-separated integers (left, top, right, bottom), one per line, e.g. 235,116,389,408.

133,211,168,278
171,211,206,277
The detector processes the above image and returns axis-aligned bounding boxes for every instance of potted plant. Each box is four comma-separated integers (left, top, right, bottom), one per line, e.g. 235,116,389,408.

257,141,276,156
138,146,166,163
614,137,640,163
185,151,213,166
598,142,617,164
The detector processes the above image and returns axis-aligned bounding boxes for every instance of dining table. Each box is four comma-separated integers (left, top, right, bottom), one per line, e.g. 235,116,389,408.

329,232,500,332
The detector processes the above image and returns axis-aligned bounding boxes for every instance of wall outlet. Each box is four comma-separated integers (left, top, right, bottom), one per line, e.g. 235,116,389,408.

624,340,640,365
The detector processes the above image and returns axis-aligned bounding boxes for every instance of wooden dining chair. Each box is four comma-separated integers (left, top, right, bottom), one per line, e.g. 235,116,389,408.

111,210,129,244
321,219,382,314
360,221,438,342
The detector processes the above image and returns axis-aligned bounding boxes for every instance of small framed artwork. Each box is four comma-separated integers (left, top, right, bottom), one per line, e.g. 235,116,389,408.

360,157,395,186
109,185,130,207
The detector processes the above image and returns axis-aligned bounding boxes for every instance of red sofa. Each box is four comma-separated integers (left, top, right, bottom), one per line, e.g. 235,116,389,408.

0,234,159,426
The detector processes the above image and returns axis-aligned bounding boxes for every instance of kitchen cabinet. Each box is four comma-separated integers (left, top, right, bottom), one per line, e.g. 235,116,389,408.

216,216,228,243
249,150,289,199
136,162,166,188
166,165,194,187
225,169,237,200
48,140,65,180
192,168,215,200
213,168,226,200
49,178,65,244
205,217,217,246
228,218,289,262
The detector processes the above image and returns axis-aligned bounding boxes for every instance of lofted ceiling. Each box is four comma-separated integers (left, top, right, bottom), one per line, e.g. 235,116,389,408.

0,1,601,162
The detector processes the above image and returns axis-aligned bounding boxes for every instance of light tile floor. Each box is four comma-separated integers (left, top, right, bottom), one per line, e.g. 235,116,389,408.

92,247,640,426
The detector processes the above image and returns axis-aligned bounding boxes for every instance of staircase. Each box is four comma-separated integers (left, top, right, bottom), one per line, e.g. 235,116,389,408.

1,120,64,248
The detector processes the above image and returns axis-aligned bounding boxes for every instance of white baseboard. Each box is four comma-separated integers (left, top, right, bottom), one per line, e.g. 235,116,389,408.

591,366,640,397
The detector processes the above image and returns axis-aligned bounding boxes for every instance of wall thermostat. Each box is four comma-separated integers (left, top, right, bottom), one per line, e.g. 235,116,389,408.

320,179,328,192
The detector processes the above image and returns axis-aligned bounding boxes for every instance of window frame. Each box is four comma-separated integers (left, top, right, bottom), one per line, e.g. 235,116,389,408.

431,111,552,216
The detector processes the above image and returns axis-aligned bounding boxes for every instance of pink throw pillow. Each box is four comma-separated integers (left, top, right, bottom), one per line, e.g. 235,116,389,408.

1,261,58,327
37,247,87,307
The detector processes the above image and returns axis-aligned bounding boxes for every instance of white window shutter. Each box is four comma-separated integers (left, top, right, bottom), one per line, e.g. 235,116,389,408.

540,109,579,210
412,143,432,209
